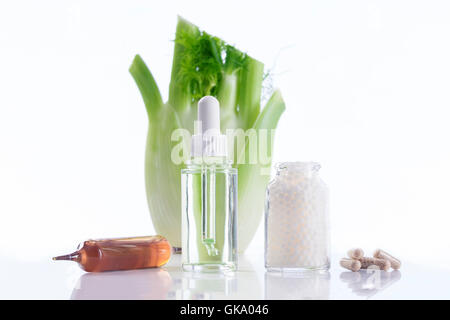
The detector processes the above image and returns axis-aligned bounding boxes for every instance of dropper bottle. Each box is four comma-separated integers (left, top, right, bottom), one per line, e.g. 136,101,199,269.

181,96,238,272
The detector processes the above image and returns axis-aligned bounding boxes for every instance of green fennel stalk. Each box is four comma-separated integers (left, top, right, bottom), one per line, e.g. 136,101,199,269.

129,16,285,251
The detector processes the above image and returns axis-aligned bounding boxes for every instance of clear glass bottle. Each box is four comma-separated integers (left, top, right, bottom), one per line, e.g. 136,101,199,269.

265,162,330,272
181,96,237,272
182,157,237,272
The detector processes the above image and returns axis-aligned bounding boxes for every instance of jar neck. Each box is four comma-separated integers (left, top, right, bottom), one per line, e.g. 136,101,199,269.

276,162,321,178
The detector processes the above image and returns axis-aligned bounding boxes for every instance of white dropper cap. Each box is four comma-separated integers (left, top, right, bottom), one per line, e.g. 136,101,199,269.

191,96,227,158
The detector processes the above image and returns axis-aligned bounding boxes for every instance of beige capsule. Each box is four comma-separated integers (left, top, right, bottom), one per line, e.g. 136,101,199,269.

359,257,391,271
374,249,401,270
340,258,361,272
347,248,364,260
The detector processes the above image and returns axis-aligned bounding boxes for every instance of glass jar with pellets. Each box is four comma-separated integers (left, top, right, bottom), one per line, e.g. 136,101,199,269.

265,162,330,272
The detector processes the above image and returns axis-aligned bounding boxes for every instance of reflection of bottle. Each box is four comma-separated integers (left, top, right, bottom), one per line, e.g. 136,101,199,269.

265,271,330,300
181,96,237,272
71,268,172,300
167,255,261,300
168,271,238,300
53,236,171,272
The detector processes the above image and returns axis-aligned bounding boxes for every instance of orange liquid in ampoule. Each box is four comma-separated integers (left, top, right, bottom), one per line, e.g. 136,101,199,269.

53,236,172,272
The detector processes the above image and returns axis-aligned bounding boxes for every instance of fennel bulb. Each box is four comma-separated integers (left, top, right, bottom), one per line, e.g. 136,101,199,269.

129,17,285,251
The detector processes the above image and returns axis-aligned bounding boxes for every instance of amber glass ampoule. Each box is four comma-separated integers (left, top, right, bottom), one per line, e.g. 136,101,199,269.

53,236,172,272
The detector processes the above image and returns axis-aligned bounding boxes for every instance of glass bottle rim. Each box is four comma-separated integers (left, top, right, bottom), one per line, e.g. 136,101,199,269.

275,161,321,173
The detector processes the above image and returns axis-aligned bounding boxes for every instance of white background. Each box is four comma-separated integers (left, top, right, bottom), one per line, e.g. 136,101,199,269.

1,0,450,273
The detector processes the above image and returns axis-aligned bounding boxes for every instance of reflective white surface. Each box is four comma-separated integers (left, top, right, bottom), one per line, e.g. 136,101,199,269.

1,253,449,300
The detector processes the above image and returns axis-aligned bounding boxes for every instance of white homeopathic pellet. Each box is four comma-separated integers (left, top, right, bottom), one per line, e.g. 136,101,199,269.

265,162,330,271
